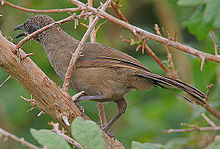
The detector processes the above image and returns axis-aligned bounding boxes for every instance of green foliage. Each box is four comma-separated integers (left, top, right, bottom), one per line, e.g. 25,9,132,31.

132,138,189,149
178,0,220,40
30,129,71,149
177,0,205,6
164,138,188,149
71,117,105,149
132,141,164,149
186,6,212,40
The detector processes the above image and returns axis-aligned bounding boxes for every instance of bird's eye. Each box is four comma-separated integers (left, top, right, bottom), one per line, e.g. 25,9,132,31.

24,24,29,30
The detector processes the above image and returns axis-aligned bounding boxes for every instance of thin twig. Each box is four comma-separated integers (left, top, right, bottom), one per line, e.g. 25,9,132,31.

49,122,84,149
68,0,220,63
88,0,96,42
111,1,128,23
164,126,220,133
165,111,219,133
61,0,112,92
143,43,170,75
0,75,11,87
0,128,42,149
200,112,216,128
94,20,107,38
206,84,214,97
1,0,81,13
154,24,177,78
210,30,218,56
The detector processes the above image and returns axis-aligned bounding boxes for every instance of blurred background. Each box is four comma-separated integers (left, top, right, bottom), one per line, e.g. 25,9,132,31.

0,0,219,148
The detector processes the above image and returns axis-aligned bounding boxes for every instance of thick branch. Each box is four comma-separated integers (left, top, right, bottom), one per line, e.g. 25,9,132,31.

0,32,124,149
68,0,220,63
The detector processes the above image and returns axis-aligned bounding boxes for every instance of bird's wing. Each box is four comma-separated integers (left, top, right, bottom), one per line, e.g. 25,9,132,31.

76,42,151,72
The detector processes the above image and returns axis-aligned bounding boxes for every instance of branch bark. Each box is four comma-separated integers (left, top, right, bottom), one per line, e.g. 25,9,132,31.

0,31,124,149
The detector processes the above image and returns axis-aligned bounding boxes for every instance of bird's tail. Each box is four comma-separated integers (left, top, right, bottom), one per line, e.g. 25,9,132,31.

137,72,208,105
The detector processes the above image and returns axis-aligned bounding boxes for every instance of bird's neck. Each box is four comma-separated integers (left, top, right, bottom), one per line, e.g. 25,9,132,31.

40,27,79,79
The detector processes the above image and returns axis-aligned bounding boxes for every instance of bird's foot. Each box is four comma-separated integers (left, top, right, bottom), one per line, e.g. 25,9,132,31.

102,125,115,139
71,91,85,116
102,128,115,139
74,100,85,116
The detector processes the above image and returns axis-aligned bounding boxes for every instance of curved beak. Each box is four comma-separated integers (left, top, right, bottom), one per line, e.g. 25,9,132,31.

13,24,27,38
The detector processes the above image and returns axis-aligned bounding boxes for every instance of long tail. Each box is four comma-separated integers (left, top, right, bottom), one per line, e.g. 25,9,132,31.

137,72,208,105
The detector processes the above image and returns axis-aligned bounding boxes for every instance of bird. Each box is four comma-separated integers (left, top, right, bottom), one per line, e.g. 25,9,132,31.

14,15,208,133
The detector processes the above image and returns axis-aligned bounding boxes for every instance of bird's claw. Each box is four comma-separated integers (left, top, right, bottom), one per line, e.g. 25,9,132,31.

74,100,85,116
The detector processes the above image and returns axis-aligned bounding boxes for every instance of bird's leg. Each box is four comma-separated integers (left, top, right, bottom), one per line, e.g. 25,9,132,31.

78,95,105,101
74,95,105,115
103,97,127,133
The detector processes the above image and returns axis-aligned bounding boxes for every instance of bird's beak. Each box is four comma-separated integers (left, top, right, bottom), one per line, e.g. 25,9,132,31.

13,24,27,38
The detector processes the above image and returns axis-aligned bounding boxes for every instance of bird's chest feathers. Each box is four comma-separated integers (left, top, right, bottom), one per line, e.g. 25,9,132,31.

44,43,72,79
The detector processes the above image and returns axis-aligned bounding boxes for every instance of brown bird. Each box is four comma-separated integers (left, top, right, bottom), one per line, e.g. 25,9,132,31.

14,15,207,133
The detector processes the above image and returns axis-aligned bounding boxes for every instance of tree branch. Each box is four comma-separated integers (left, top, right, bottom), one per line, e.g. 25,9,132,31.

0,128,42,149
68,0,220,63
1,0,81,13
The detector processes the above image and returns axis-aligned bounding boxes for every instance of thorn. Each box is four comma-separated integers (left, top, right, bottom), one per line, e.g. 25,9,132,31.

21,53,35,60
74,19,78,29
1,0,5,5
37,111,44,117
80,23,88,28
27,107,36,112
120,36,131,44
142,39,146,54
72,91,85,101
62,116,70,126
200,56,206,71
132,29,137,35
20,96,37,106
0,75,11,88
136,45,141,52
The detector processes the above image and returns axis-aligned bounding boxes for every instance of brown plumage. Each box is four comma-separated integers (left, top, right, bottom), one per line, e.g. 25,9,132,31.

14,15,208,132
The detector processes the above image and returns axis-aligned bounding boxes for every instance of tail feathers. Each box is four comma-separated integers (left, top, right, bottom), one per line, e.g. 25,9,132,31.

137,72,208,105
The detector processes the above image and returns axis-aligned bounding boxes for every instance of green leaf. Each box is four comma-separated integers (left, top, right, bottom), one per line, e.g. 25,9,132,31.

165,138,188,149
130,39,143,45
206,136,220,149
30,129,70,149
71,117,105,149
132,141,164,149
203,0,220,23
177,0,205,6
213,10,220,28
186,6,211,40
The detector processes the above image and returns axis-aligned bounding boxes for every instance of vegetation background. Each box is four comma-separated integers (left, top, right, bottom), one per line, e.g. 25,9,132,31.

0,0,219,148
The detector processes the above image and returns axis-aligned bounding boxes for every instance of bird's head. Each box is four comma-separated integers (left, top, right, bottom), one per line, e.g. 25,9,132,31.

14,15,55,42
